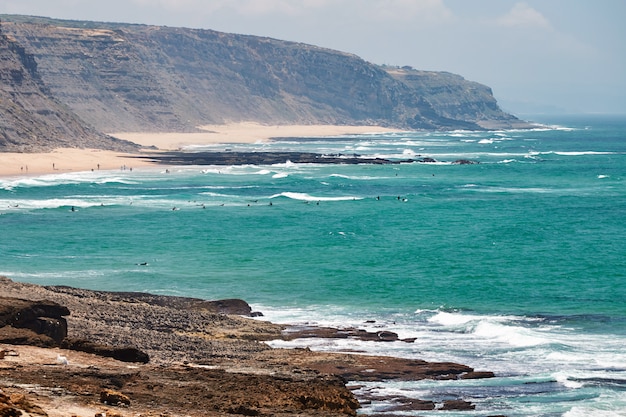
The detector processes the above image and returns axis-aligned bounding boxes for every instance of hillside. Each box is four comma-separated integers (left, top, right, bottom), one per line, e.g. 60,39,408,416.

1,15,529,141
0,21,138,152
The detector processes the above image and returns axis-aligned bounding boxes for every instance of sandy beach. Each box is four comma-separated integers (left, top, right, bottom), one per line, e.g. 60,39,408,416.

0,123,401,178
112,123,402,150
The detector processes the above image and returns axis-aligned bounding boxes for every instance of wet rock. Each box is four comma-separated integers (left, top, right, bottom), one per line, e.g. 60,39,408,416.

387,398,435,411
441,399,475,410
453,159,479,164
462,370,496,379
283,325,400,342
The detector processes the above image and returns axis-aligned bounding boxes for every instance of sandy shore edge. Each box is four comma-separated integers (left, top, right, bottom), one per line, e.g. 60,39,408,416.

0,123,402,178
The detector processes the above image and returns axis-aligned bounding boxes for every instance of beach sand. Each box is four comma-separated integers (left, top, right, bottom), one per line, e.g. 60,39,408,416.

0,123,402,178
111,123,401,150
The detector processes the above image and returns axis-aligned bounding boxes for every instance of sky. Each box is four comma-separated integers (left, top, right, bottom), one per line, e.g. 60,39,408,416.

1,0,625,115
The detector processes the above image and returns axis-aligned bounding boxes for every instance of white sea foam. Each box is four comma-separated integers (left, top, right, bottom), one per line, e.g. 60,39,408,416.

276,192,362,202
564,403,626,417
329,174,386,181
272,172,289,179
554,151,615,156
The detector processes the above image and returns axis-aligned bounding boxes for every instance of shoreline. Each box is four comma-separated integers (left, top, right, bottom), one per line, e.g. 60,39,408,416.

0,123,403,178
1,276,492,416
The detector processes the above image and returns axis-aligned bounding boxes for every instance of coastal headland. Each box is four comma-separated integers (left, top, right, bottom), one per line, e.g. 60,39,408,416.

0,276,493,416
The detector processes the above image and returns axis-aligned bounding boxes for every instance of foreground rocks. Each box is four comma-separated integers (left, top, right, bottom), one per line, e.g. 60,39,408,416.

0,277,494,416
0,297,69,346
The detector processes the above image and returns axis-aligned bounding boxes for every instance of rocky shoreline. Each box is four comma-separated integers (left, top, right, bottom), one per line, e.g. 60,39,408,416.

0,277,495,416
131,150,478,166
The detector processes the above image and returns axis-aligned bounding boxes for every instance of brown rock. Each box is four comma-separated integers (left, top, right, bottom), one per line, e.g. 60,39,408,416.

0,326,57,347
0,404,21,417
61,338,150,363
100,389,130,406
386,398,435,411
283,325,400,342
441,399,475,410
462,371,496,379
0,391,45,417
0,297,69,345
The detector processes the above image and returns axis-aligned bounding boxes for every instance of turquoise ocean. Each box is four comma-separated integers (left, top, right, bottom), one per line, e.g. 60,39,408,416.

1,115,625,416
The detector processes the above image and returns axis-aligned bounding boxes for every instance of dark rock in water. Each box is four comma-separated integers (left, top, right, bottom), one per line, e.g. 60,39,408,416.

61,338,150,363
283,325,400,342
453,159,479,164
0,297,69,345
441,399,475,410
386,398,436,411
133,151,409,166
204,298,253,316
462,370,496,379
132,151,484,167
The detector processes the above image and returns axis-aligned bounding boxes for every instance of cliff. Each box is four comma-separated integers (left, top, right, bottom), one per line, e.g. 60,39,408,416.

1,15,529,141
0,20,138,152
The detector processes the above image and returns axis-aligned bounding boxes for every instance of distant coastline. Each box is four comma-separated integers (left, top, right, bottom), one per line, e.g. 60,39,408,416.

0,123,404,177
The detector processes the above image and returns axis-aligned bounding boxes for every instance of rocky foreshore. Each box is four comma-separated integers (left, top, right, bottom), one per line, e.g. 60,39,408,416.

0,277,494,416
132,150,479,166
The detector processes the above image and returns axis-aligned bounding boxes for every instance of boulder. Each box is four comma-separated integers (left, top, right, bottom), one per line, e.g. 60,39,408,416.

61,338,150,363
0,297,69,345
0,326,57,347
100,389,131,406
441,399,475,410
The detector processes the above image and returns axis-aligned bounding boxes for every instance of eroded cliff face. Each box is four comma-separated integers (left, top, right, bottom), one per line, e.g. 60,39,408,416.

0,22,138,152
2,15,529,135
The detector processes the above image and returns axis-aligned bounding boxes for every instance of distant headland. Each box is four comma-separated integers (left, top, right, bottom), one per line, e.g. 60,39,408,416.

0,14,533,153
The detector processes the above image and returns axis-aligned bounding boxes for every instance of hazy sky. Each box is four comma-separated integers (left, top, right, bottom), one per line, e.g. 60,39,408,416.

2,0,625,115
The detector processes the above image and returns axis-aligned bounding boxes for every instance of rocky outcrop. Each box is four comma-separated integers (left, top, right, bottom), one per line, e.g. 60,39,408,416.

1,15,530,137
0,297,69,345
386,67,530,129
61,338,150,363
0,20,139,152
0,277,491,416
132,150,476,166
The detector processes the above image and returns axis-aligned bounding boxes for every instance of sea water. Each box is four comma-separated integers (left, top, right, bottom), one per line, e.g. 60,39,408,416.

1,115,625,416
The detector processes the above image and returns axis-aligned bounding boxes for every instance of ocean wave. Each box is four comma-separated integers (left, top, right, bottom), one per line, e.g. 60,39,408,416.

532,151,616,156
0,173,138,190
0,197,132,211
329,174,387,180
272,192,362,202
